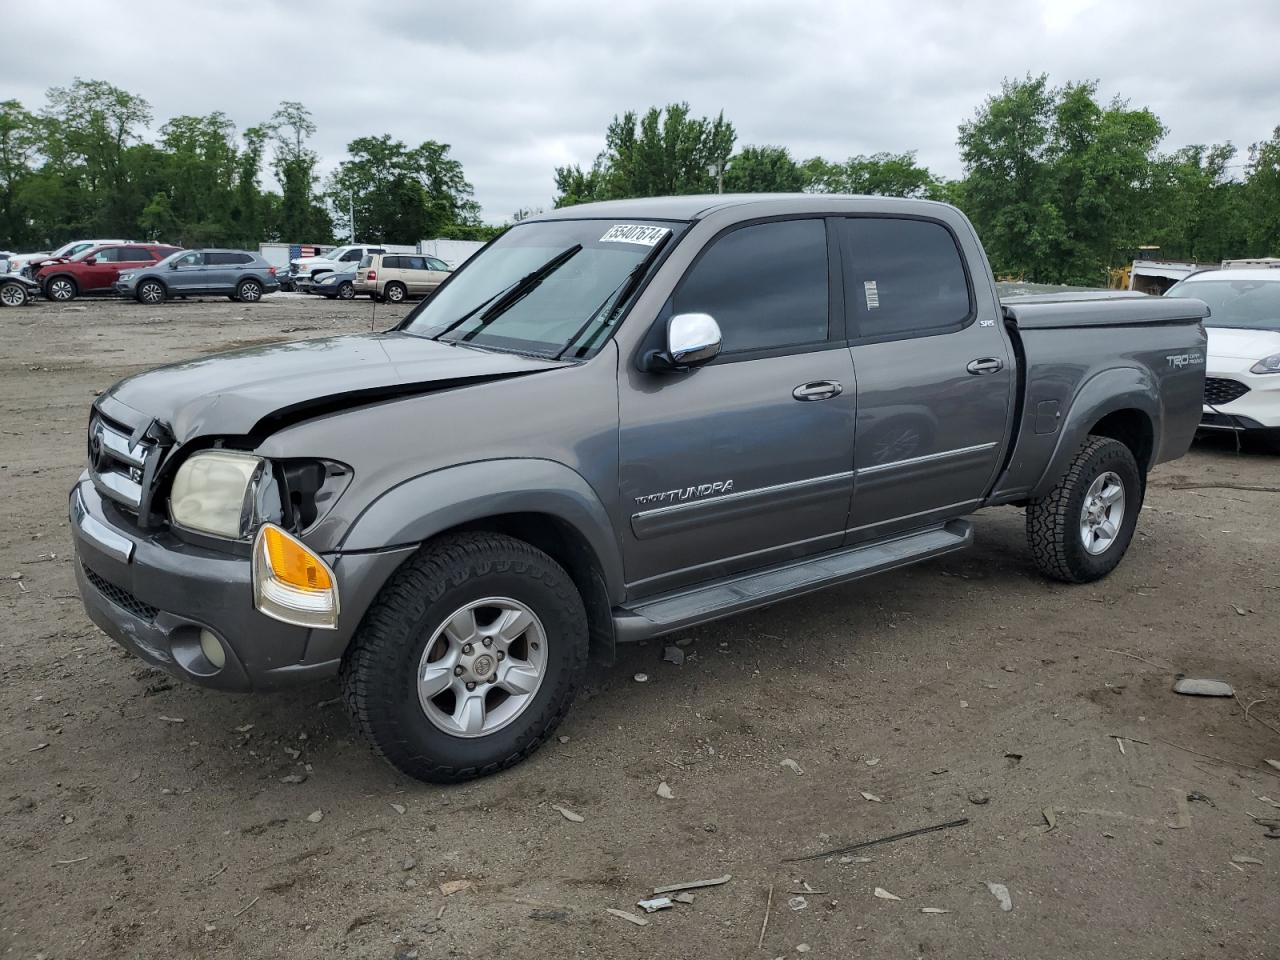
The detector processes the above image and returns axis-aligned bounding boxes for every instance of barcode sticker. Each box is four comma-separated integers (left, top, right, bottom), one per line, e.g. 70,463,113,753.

600,224,670,246
864,280,880,310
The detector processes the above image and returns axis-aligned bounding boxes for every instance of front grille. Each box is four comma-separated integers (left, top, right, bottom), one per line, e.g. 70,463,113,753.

83,564,159,622
1204,377,1250,406
89,415,155,513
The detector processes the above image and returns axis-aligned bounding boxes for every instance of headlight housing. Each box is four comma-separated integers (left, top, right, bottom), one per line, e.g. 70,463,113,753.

253,523,339,628
118,272,135,282
169,450,270,539
318,274,337,285
1251,353,1280,374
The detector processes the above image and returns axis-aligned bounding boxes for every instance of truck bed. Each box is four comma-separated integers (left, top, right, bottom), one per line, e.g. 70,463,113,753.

990,291,1209,503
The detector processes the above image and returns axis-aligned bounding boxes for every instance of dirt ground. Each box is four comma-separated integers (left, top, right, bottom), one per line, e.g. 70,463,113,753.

2,293,1278,960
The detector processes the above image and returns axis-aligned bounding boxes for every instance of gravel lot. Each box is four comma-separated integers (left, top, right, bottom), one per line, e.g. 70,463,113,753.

2,293,1278,959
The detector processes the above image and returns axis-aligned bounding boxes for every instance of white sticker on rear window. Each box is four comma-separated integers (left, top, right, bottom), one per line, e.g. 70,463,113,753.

864,280,880,310
600,224,670,246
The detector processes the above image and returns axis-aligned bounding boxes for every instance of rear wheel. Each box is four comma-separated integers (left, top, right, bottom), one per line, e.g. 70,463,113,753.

236,278,263,303
0,282,28,307
46,276,77,302
384,281,407,303
1026,435,1142,583
341,533,588,783
136,279,166,305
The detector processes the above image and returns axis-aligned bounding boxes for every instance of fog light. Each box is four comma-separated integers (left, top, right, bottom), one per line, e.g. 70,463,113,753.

252,523,340,629
199,628,226,669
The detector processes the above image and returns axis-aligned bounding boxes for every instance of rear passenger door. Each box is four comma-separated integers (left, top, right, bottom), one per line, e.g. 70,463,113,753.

839,216,1013,542
618,218,857,595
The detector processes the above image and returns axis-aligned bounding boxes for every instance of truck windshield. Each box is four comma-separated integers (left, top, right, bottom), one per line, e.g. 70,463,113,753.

1167,278,1280,331
401,219,678,357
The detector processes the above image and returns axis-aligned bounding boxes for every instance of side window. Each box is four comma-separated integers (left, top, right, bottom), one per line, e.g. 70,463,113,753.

91,248,120,263
407,256,427,271
340,249,360,262
382,256,398,269
206,252,229,266
358,255,373,269
175,252,203,267
218,252,252,265
672,218,828,354
427,257,449,271
840,218,971,341
131,248,156,261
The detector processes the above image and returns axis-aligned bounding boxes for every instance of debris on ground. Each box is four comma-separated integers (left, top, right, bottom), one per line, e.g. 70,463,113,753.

873,887,901,901
865,758,880,766
860,791,883,803
838,856,873,864
786,818,970,862
558,735,570,744
1187,791,1215,807
606,907,649,927
673,892,695,904
796,944,811,953
279,774,306,784
633,673,648,683
780,758,804,776
158,716,185,723
967,792,989,805
234,723,254,733
1265,760,1280,772
1173,677,1234,697
651,874,731,895
1231,604,1248,616
1231,855,1263,865
439,880,474,896
1043,807,1057,831
788,896,808,911
921,907,951,914
982,881,1013,912
389,802,406,814
305,810,323,823
656,781,674,800
636,896,673,913
552,804,585,823
1169,790,1191,830
662,644,685,666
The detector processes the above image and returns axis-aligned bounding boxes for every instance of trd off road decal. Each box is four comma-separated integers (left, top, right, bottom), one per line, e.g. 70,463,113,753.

1165,351,1204,369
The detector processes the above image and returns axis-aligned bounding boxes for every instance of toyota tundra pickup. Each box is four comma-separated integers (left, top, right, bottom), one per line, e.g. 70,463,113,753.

70,195,1208,782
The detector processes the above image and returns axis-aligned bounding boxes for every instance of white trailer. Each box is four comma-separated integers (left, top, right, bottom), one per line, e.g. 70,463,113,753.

418,238,485,269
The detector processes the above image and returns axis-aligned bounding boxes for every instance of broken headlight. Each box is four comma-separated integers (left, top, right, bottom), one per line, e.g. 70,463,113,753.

169,451,272,539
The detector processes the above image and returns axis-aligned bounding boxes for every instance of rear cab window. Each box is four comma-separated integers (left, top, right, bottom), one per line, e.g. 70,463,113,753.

838,217,972,341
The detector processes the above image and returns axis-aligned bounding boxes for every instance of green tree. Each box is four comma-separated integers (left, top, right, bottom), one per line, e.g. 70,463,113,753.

152,112,239,245
267,100,330,242
1243,128,1280,257
0,100,40,247
326,134,479,243
1146,144,1244,263
723,145,804,192
554,103,736,206
801,151,942,198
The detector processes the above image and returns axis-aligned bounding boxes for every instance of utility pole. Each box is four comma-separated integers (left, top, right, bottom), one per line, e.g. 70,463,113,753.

349,192,356,242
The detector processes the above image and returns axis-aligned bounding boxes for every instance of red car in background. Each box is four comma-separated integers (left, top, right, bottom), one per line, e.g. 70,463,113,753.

37,243,182,302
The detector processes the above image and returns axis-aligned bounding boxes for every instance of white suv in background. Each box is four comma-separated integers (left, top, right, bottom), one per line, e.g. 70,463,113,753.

288,244,386,289
1166,265,1280,451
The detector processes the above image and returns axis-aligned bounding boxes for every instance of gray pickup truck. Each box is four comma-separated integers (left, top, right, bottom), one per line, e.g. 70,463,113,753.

70,195,1208,782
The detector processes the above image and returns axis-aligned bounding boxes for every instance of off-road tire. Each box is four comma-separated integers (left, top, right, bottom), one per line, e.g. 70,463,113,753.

383,281,407,303
1026,435,1142,583
341,533,588,783
236,278,263,302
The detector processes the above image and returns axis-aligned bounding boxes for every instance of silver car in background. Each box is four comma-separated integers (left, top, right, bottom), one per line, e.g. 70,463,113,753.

114,249,281,303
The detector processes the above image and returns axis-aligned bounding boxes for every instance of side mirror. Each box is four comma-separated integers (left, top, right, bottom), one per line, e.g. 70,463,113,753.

662,312,722,368
83,257,97,266
169,261,178,269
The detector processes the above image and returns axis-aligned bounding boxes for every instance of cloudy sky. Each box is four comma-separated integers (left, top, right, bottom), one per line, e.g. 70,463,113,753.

3,0,1275,223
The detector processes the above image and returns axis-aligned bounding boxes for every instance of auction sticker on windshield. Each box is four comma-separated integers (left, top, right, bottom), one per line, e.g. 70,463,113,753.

600,224,671,246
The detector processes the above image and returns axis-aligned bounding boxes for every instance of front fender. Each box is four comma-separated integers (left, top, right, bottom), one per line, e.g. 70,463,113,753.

339,458,624,598
1030,366,1160,499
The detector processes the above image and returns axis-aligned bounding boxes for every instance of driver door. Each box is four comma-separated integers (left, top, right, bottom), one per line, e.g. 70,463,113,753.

618,218,856,596
167,251,206,293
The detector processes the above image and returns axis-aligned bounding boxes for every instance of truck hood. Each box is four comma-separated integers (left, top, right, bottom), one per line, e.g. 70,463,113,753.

104,332,569,442
1205,325,1280,360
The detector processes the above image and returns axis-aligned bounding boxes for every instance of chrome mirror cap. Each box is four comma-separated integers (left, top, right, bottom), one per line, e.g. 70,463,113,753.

667,312,722,367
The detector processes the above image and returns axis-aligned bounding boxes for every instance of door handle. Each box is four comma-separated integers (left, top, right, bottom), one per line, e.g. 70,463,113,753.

966,358,1004,375
792,380,843,401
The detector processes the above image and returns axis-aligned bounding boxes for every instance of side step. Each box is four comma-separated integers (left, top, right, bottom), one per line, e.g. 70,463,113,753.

613,519,973,643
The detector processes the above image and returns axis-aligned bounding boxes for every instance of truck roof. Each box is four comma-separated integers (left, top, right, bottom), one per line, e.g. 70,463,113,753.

536,193,954,223
1180,267,1280,284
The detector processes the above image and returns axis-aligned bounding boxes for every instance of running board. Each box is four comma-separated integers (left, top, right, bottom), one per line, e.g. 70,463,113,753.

613,520,973,643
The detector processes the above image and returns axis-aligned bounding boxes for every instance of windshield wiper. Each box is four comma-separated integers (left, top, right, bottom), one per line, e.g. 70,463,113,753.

555,237,668,360
434,244,582,345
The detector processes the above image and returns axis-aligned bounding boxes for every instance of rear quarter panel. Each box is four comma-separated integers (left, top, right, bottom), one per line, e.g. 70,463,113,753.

990,319,1206,501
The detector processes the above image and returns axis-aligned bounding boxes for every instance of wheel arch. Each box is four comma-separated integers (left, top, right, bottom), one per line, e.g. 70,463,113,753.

1030,367,1160,500
43,272,77,295
338,460,623,664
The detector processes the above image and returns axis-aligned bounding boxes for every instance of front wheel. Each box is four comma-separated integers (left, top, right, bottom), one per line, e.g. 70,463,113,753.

1026,435,1143,583
136,279,166,305
45,276,77,302
341,533,588,783
236,278,263,302
0,282,28,307
337,281,355,300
